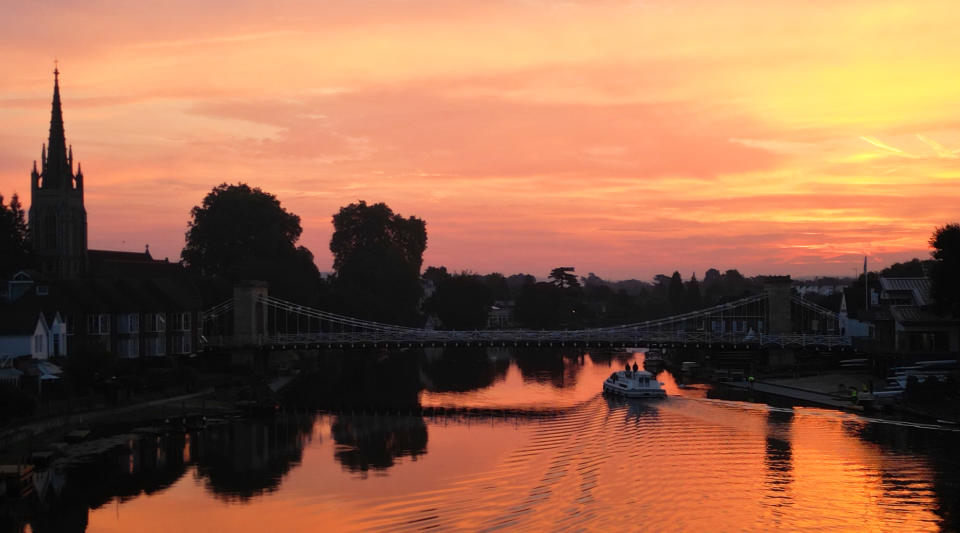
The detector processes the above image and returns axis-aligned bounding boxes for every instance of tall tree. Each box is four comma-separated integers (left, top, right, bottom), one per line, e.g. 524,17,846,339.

330,201,426,325
481,272,510,301
181,183,320,303
425,273,492,330
684,273,702,310
668,271,685,313
514,282,567,329
0,193,32,277
549,267,581,289
929,223,960,315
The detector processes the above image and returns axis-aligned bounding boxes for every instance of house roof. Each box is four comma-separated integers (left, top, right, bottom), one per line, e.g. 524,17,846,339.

879,277,931,306
88,249,184,279
0,368,23,379
890,305,959,324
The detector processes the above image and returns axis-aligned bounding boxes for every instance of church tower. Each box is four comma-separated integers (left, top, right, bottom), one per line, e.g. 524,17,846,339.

29,67,88,278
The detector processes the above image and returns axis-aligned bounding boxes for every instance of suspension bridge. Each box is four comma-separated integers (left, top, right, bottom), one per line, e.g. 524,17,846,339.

201,280,852,351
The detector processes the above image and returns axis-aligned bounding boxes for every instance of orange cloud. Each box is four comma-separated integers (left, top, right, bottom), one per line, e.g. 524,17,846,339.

2,0,958,279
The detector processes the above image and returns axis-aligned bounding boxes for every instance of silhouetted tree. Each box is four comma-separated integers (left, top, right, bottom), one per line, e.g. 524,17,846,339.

881,258,931,277
515,282,567,329
506,273,536,299
668,271,684,313
330,201,426,325
929,223,960,315
422,266,450,287
481,272,510,301
549,267,581,289
425,273,492,329
684,273,702,310
181,183,320,303
0,193,32,276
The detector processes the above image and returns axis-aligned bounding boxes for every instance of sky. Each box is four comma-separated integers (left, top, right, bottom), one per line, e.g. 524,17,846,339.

1,0,958,281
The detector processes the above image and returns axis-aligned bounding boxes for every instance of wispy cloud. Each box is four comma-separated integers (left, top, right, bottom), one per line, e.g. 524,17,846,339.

916,134,960,158
127,31,297,50
2,0,960,278
859,136,919,158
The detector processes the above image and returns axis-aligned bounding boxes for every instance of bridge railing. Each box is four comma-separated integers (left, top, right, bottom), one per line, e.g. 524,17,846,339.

254,330,851,348
202,291,851,349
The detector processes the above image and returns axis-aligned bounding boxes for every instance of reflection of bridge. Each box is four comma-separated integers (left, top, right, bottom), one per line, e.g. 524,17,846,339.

202,280,851,350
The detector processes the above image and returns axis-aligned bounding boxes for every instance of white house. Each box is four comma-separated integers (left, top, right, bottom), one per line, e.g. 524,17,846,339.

839,292,871,339
0,311,67,360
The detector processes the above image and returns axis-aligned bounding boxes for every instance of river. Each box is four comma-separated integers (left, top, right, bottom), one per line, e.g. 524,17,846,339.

13,349,960,532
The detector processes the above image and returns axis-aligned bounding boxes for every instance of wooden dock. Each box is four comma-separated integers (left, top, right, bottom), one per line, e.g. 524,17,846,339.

723,380,859,410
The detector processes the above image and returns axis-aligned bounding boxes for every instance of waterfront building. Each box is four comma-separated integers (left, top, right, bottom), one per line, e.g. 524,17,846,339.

876,276,959,353
842,275,959,354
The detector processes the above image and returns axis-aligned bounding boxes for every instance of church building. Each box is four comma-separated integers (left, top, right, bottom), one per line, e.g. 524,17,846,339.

29,67,87,279
0,69,203,361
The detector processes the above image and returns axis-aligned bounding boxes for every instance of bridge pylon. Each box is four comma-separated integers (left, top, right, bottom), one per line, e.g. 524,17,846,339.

763,276,792,335
234,280,269,346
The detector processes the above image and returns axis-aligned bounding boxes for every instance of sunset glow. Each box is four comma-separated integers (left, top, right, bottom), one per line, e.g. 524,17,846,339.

2,0,958,278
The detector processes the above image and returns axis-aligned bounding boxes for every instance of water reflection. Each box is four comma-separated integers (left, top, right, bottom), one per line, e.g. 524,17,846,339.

6,348,959,532
763,409,794,516
193,415,314,501
603,393,661,421
331,414,428,475
420,346,510,392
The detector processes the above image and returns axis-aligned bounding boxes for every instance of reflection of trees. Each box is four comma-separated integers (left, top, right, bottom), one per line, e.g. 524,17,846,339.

192,414,314,502
514,348,585,388
331,414,427,473
283,349,423,409
29,433,192,533
421,347,509,393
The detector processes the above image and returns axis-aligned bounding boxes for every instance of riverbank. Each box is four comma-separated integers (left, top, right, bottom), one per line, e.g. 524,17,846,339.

715,372,960,424
0,388,235,461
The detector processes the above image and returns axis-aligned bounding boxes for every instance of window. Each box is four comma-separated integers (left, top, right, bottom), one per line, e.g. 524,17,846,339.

171,333,192,354
172,312,191,332
145,313,166,333
87,314,110,335
117,337,139,358
118,313,139,334
53,334,61,357
145,336,165,356
36,285,49,296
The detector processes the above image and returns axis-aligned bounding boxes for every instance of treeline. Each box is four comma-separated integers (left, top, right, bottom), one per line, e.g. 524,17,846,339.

4,181,958,332
422,266,774,330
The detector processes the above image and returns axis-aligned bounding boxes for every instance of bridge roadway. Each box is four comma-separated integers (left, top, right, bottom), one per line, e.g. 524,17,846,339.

205,330,852,351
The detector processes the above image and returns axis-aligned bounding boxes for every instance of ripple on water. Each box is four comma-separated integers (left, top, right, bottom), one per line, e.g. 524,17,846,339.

353,395,947,532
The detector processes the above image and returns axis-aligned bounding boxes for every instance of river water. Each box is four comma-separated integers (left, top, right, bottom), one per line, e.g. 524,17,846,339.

15,350,960,532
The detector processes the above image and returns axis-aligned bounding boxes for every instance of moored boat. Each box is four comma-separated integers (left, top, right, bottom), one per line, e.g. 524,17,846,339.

603,370,667,398
643,349,665,371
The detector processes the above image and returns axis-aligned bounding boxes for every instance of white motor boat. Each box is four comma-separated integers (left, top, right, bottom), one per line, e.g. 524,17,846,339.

603,370,667,398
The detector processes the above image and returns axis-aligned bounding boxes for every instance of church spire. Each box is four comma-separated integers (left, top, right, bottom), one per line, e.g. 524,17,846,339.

44,65,70,188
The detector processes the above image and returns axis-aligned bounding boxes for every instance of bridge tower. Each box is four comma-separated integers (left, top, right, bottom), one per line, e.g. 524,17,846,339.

763,276,792,334
233,281,269,345
763,276,795,369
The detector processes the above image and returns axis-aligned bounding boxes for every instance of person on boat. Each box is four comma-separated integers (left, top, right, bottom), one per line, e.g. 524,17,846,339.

632,362,639,372
625,363,630,374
